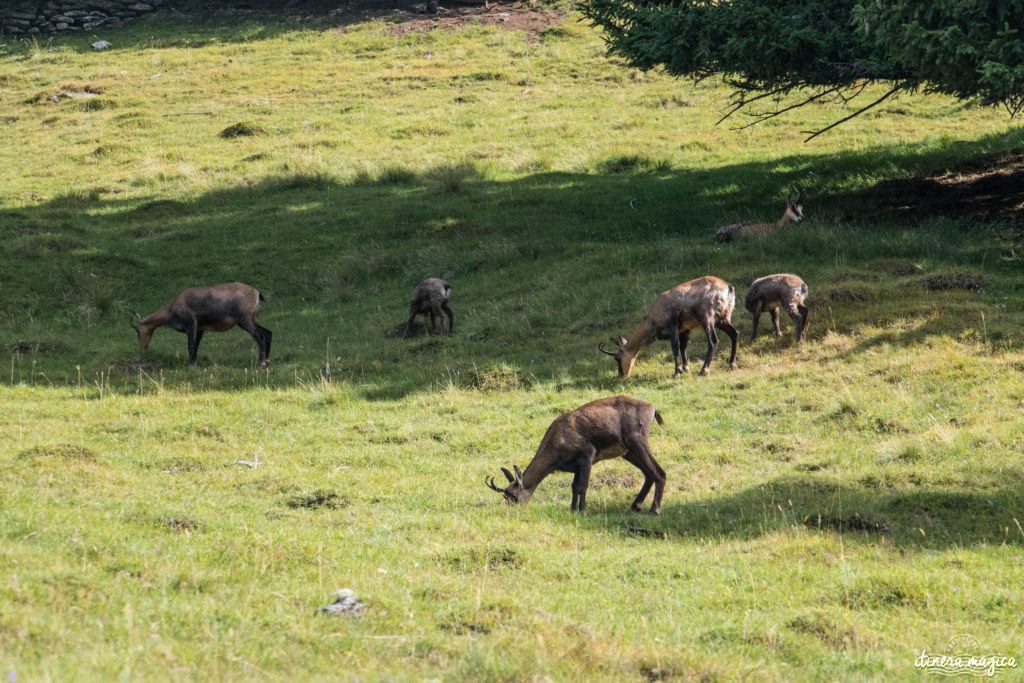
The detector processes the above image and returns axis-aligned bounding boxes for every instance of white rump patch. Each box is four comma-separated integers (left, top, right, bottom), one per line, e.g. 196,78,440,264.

254,290,261,311
442,286,451,299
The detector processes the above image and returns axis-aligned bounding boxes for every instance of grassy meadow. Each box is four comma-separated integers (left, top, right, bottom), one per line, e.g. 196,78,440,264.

2,6,1024,680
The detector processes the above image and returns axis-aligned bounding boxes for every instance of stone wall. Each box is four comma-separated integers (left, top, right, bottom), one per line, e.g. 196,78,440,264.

0,0,177,35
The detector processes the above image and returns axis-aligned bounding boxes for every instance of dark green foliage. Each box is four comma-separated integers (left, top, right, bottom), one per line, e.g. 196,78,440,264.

579,0,1024,131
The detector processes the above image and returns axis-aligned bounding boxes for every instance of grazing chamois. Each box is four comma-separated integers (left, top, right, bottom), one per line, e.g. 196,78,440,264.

745,273,809,343
599,276,738,377
713,189,805,243
404,278,453,337
130,282,271,366
486,396,666,514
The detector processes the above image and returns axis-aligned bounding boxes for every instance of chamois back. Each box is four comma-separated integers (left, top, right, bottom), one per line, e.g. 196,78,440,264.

745,273,809,343
486,396,666,514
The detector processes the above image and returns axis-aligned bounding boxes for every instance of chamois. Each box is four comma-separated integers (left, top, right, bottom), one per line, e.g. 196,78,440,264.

599,276,738,377
404,278,453,337
486,396,666,514
713,189,805,243
745,273,809,343
130,282,271,366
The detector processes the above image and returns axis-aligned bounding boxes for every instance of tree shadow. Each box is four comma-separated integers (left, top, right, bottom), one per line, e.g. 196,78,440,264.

6,0,550,55
529,474,1024,551
2,128,1023,395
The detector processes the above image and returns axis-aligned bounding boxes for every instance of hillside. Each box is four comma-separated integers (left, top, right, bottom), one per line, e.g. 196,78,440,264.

1,6,1023,680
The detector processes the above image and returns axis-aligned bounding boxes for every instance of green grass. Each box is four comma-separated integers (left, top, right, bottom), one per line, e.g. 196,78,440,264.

2,7,1024,681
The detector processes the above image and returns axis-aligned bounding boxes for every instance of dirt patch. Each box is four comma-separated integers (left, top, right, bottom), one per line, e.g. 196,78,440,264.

287,489,348,509
804,513,891,534
382,1,566,38
921,273,990,292
590,472,639,489
873,149,1024,223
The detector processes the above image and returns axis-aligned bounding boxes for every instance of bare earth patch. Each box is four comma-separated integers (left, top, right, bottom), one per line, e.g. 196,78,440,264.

874,149,1024,223
383,1,566,38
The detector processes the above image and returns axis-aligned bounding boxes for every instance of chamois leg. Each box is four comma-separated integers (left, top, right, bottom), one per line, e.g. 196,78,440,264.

260,325,272,363
429,302,444,335
716,319,739,370
570,448,596,513
624,444,666,515
441,301,454,335
403,307,419,338
770,308,782,336
699,322,719,376
243,321,272,366
678,330,690,374
670,327,684,378
749,301,763,342
186,325,203,364
797,304,809,342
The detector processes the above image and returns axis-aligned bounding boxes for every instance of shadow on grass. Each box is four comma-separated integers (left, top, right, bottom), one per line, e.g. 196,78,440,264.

530,474,1024,551
1,127,1023,395
3,1,559,56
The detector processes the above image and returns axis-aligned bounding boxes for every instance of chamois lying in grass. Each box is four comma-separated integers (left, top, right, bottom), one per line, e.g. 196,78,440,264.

745,273,809,343
487,396,666,514
131,282,271,366
600,276,738,377
404,278,453,337
714,189,805,243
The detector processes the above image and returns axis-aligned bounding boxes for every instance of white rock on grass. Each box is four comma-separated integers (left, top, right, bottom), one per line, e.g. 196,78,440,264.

316,589,364,616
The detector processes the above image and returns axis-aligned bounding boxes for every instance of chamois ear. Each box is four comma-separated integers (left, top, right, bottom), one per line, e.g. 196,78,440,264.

513,464,524,484
128,308,142,332
500,467,516,484
618,336,628,347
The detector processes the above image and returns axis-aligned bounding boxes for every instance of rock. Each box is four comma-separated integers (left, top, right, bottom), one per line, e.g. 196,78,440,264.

316,589,364,616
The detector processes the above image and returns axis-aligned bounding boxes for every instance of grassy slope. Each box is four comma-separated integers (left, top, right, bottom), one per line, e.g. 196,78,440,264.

2,9,1024,681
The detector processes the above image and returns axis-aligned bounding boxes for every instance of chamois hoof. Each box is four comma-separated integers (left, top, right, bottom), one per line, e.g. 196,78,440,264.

698,367,710,376
650,507,661,516
729,362,738,371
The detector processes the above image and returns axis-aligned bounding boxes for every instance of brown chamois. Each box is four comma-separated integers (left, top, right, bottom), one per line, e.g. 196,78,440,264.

745,273,809,343
404,278,453,337
130,282,271,366
713,189,805,243
486,396,666,514
599,276,738,378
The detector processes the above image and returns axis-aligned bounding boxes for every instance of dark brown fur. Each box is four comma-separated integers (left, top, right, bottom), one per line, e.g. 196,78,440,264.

486,396,666,514
131,282,271,366
744,273,809,342
404,278,453,337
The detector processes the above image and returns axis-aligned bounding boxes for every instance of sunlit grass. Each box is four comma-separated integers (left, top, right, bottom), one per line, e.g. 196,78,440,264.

1,6,1024,681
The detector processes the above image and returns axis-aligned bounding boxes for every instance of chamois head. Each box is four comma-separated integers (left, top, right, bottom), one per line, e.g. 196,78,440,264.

129,309,153,350
785,188,806,224
485,465,530,504
598,336,638,377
